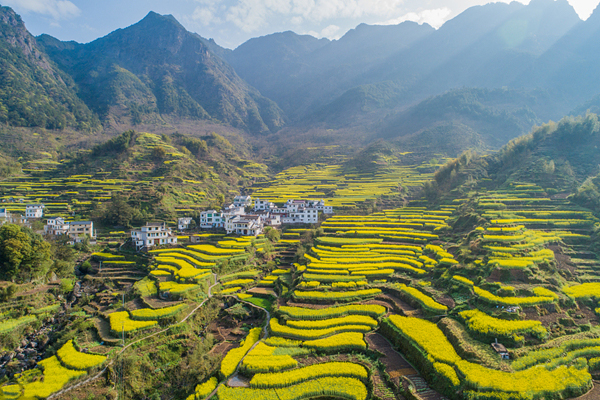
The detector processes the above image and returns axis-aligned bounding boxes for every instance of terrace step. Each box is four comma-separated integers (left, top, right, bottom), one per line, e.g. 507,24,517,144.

83,305,97,314
405,375,447,400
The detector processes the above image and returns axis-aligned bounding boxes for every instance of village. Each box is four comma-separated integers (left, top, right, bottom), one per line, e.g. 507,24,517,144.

0,196,334,251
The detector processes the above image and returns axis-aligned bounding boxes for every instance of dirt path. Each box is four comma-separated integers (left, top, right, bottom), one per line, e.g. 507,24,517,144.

206,295,273,400
366,332,447,400
574,381,600,400
366,333,417,384
50,273,220,399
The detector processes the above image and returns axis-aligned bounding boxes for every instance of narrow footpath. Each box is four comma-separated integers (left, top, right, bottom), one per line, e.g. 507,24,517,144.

48,273,220,399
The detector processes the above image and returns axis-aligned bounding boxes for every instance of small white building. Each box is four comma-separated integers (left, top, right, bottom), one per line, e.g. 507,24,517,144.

281,208,319,224
199,210,226,229
0,208,10,227
226,215,264,236
223,203,246,216
131,222,177,250
310,199,334,214
0,209,29,227
178,217,193,231
45,217,69,236
68,221,96,243
254,198,275,211
256,211,281,227
233,195,252,208
25,204,44,219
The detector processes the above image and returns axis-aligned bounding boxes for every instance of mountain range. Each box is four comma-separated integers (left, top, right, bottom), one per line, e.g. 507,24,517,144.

2,0,600,156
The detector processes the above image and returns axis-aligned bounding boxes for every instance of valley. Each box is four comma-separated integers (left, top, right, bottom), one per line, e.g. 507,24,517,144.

2,1,600,399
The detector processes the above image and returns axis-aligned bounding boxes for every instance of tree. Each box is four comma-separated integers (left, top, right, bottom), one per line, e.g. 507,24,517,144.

94,195,142,228
0,224,52,282
264,226,280,242
225,303,249,323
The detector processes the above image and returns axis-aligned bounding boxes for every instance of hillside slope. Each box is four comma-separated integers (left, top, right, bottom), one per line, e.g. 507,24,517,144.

0,7,99,131
38,12,286,134
427,113,600,201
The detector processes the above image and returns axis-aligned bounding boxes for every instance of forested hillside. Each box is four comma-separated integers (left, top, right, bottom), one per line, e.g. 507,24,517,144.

0,7,99,131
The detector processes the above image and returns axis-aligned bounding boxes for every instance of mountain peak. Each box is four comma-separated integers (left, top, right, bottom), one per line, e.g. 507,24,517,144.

137,11,185,31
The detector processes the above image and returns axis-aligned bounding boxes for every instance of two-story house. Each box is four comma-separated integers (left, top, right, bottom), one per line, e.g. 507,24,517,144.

226,215,264,236
68,221,96,243
233,195,252,208
178,217,193,231
253,198,275,211
131,222,177,250
25,204,44,219
199,210,226,229
44,217,69,236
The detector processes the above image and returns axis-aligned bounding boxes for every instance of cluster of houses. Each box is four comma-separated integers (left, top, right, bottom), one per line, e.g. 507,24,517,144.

195,196,333,236
45,217,96,244
0,204,45,227
2,196,332,251
0,204,96,244
132,196,334,250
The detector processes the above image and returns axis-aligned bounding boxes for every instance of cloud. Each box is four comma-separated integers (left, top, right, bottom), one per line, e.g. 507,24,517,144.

192,0,407,33
321,24,340,38
305,24,342,39
4,0,80,20
376,7,452,29
568,0,600,20
192,7,220,26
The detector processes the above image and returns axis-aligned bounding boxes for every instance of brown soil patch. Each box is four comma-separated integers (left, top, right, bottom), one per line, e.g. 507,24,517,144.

143,296,182,309
437,294,456,309
209,341,237,357
282,299,337,309
376,293,422,317
551,246,576,274
58,375,110,400
296,353,354,367
523,303,598,330
247,287,276,296
488,268,527,283
94,317,120,344
17,283,58,297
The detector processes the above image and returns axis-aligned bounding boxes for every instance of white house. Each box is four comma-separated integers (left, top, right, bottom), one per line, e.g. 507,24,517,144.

178,217,193,231
25,204,44,219
233,195,252,208
254,198,275,211
0,208,10,226
44,217,69,236
199,210,226,229
223,203,245,216
131,222,177,250
0,209,29,227
254,211,281,227
226,215,264,236
68,221,96,243
281,207,319,224
310,199,334,214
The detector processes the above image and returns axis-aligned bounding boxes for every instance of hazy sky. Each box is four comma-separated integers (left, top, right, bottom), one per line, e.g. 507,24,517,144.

4,0,600,49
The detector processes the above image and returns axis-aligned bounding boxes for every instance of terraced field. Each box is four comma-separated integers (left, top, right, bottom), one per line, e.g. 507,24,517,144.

250,160,438,209
4,162,600,400
193,183,600,400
